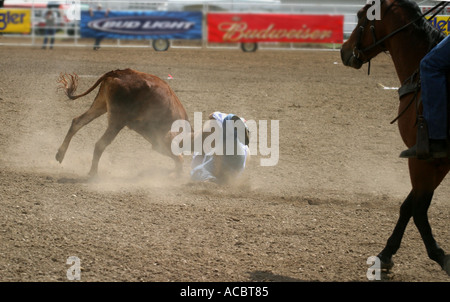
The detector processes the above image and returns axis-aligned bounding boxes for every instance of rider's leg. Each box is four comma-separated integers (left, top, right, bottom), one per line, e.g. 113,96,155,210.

400,35,450,159
422,35,450,141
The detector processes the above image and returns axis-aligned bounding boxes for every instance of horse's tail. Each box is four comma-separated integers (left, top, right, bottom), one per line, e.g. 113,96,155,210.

57,72,107,100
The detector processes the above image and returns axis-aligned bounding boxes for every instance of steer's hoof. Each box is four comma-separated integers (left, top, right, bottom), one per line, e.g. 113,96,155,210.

55,150,64,163
168,171,181,179
87,169,98,178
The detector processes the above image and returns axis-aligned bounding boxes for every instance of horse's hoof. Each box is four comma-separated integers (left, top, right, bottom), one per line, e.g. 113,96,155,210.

380,259,394,271
377,252,394,271
443,255,450,276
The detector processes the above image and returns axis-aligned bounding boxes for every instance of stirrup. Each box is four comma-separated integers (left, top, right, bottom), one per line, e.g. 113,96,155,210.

399,145,419,159
415,115,430,160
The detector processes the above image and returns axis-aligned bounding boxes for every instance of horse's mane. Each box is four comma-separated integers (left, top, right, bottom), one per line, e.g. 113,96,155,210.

392,0,446,51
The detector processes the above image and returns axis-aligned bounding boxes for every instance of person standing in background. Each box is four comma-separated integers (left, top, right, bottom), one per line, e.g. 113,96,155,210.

90,4,110,50
42,9,56,49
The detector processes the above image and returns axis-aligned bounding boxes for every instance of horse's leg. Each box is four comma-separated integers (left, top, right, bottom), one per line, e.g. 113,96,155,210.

379,159,449,274
411,190,448,272
410,161,449,274
377,190,414,270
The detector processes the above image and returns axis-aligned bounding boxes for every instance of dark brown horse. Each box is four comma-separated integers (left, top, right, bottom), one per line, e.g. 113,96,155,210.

341,0,449,275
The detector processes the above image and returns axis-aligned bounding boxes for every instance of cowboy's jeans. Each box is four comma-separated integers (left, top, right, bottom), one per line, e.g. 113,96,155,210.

421,34,450,140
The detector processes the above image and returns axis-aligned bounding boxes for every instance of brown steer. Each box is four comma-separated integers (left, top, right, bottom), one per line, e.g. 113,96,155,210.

56,68,189,176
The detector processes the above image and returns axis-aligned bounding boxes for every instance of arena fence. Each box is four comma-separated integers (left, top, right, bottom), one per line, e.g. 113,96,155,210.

0,1,447,51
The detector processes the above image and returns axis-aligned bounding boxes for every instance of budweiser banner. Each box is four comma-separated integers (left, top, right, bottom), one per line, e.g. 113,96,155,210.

208,13,344,44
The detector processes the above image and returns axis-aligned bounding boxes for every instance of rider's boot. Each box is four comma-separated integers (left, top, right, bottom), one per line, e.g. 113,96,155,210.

399,116,448,159
400,139,448,159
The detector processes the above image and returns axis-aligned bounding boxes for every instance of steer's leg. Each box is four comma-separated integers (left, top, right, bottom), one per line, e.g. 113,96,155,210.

56,90,107,163
161,131,184,175
88,121,124,177
133,128,184,175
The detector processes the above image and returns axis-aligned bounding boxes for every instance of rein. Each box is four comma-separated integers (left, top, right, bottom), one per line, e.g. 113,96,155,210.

389,1,449,124
362,0,448,54
353,0,448,75
354,0,449,123
390,69,420,124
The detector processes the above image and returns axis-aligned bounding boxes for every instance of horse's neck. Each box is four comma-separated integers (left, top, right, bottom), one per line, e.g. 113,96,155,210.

387,34,428,84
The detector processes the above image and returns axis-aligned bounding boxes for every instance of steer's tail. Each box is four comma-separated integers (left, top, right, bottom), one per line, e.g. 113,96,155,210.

58,72,108,100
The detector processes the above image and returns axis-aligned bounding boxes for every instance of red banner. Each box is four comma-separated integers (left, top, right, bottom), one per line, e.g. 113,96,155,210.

207,13,344,44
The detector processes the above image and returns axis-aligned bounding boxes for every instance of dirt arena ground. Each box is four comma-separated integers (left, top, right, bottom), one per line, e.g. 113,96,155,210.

0,44,448,283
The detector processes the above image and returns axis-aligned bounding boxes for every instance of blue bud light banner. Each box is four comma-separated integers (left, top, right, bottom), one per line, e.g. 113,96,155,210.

81,10,203,40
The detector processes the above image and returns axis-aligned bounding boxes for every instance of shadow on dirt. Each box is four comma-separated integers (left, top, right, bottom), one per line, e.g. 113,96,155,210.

248,270,307,282
57,176,92,184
